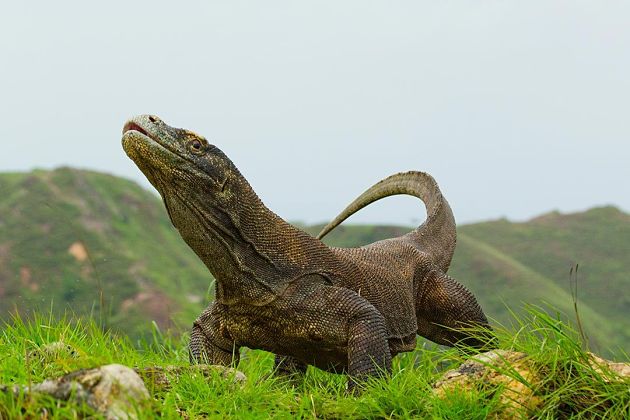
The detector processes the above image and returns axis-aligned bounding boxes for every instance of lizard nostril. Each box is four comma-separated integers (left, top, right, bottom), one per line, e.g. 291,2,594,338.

148,115,158,123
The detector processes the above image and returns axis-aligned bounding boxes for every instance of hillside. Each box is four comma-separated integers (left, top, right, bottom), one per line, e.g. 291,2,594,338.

457,207,630,351
0,167,211,339
0,168,628,355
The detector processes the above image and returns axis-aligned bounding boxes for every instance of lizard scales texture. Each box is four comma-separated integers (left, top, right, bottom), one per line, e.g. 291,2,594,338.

122,115,492,390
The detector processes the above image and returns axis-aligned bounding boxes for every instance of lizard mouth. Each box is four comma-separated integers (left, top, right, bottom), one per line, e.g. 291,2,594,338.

122,115,197,171
121,118,163,160
122,116,185,167
122,121,150,138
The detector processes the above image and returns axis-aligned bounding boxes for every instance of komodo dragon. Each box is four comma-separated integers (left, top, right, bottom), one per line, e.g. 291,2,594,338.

122,115,493,390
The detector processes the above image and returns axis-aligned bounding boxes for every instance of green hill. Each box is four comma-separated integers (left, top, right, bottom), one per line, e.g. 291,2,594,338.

0,167,211,339
0,168,628,355
457,207,630,351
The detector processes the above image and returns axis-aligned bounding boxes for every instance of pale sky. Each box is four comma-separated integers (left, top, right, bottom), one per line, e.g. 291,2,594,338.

1,1,628,225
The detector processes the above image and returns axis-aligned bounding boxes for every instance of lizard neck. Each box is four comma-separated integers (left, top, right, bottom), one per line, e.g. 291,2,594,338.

166,171,320,304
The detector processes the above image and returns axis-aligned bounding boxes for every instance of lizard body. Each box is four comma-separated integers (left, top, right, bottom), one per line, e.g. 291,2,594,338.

122,115,493,390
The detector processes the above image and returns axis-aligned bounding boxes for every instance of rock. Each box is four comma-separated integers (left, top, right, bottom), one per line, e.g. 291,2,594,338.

27,341,79,362
434,350,630,417
135,364,246,392
0,363,246,418
434,350,542,415
587,352,630,381
21,364,149,419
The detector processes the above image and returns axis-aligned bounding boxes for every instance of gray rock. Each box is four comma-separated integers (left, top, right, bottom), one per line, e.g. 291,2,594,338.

1,363,248,418
10,364,150,419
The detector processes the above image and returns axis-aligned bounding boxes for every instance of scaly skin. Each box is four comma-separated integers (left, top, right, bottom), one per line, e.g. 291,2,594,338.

122,115,493,391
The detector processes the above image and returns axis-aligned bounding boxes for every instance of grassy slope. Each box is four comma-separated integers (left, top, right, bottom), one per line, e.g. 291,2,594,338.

459,207,630,349
450,233,616,353
77,169,213,330
1,310,627,418
0,168,210,339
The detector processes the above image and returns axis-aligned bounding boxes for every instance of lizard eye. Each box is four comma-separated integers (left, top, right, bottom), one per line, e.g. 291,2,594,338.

188,139,206,155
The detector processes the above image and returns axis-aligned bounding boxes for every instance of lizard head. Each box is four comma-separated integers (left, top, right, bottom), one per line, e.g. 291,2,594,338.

122,115,308,302
122,114,232,192
122,115,242,230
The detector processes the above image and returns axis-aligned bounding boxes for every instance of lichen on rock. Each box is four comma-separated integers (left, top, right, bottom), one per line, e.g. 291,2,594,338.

434,350,543,415
27,341,79,362
135,364,247,392
433,349,630,417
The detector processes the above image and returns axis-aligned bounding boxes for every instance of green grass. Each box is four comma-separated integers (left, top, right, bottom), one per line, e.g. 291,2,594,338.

1,308,628,419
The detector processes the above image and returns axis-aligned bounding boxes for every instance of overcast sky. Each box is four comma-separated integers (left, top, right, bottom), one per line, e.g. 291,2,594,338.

1,1,628,226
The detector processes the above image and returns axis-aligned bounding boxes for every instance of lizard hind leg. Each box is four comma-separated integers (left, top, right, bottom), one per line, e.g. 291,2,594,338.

278,283,393,393
415,271,496,350
346,303,393,393
274,354,307,376
272,354,308,385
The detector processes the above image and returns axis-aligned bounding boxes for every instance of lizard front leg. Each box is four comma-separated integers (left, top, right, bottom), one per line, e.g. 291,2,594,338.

189,302,240,366
284,284,392,392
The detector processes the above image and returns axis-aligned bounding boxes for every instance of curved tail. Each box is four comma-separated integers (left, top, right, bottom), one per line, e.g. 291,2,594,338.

317,171,456,272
